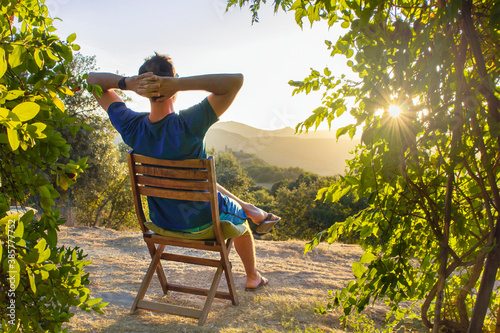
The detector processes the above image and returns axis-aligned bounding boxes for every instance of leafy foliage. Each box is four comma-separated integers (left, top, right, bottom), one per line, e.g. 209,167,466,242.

215,150,256,201
228,0,500,331
214,150,366,240
273,173,367,240
0,1,107,331
61,54,135,229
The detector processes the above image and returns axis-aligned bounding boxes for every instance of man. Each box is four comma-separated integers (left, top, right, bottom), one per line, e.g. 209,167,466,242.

87,53,280,291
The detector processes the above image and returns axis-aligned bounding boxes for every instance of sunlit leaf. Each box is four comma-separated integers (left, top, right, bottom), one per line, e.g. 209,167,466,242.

352,262,367,279
66,32,77,44
9,44,25,68
0,48,6,78
360,252,377,264
7,128,20,150
12,102,40,122
53,96,65,112
34,48,44,69
27,267,36,293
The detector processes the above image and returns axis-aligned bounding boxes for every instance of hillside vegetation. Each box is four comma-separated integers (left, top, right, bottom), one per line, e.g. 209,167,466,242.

206,121,359,176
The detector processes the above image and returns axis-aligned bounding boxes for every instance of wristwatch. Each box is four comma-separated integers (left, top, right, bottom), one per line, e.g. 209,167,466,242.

118,77,127,90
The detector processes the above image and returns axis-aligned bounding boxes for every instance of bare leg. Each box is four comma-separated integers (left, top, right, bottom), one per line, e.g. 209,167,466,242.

233,233,267,289
217,183,279,225
217,184,272,288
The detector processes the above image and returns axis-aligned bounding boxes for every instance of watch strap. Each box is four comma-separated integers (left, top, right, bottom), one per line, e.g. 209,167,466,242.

118,77,127,90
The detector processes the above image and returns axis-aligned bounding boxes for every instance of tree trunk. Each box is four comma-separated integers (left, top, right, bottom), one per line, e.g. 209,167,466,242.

468,217,500,333
461,1,500,330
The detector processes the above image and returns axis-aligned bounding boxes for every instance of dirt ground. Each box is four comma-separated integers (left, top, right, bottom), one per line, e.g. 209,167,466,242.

57,226,424,333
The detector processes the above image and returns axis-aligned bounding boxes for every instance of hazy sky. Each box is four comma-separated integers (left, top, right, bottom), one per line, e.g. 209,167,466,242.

50,0,356,131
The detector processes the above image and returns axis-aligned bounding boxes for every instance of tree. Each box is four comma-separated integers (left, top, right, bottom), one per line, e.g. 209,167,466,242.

273,173,366,240
228,0,500,331
61,53,135,229
0,1,107,331
215,150,256,200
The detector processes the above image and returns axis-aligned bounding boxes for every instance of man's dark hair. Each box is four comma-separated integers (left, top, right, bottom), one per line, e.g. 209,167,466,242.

138,52,176,77
139,53,176,102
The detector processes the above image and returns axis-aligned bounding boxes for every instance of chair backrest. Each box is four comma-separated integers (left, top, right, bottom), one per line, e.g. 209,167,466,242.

127,151,224,243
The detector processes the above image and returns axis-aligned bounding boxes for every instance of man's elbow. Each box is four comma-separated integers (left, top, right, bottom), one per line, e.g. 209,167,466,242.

233,73,244,92
235,73,244,88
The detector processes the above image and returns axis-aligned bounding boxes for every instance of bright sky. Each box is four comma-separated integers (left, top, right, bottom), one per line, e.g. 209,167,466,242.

51,0,356,131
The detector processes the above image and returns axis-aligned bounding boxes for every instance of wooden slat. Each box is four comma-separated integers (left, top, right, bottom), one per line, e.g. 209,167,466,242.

133,154,208,169
137,186,211,202
135,175,210,191
166,283,232,300
135,165,209,180
144,234,221,251
136,300,202,319
160,253,221,267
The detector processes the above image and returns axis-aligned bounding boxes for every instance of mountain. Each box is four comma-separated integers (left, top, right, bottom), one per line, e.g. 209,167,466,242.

206,121,359,176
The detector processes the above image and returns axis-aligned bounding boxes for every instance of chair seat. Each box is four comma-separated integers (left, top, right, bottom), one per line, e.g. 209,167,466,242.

144,221,250,240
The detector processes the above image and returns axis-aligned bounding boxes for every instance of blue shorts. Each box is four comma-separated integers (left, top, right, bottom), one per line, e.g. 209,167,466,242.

218,192,248,225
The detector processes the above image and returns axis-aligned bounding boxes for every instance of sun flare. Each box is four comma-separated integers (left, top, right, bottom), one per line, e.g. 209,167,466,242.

388,105,402,118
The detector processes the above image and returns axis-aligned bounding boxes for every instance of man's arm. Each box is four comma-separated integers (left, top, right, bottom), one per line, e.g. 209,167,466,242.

147,74,244,117
87,72,148,111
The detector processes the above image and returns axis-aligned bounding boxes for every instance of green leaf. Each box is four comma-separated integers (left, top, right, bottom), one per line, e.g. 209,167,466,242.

34,238,47,252
58,86,74,96
92,307,105,315
59,172,69,191
66,33,77,44
33,121,47,132
12,102,40,122
27,267,36,293
3,257,21,290
5,90,25,100
22,248,40,264
360,224,372,238
37,248,51,264
341,21,350,29
7,128,19,151
86,298,103,306
34,49,44,69
352,262,367,278
0,48,6,78
47,227,57,247
328,185,351,203
360,252,377,264
53,96,65,112
42,263,56,271
0,107,8,118
9,44,25,68
52,74,69,85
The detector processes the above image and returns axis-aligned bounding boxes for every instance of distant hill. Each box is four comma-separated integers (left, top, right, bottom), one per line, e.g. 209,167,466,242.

206,121,359,176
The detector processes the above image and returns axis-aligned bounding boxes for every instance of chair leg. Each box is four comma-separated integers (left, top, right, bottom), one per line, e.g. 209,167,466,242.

131,244,166,314
146,243,169,294
198,265,224,326
223,239,238,305
155,261,169,294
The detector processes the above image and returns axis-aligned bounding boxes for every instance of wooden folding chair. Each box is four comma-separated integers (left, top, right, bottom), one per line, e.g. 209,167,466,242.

127,151,238,326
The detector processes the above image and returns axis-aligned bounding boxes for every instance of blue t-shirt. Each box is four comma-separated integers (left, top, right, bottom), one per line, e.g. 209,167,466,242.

108,98,219,231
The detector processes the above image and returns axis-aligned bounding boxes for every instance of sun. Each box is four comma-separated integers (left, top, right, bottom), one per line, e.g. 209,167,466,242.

388,105,402,117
